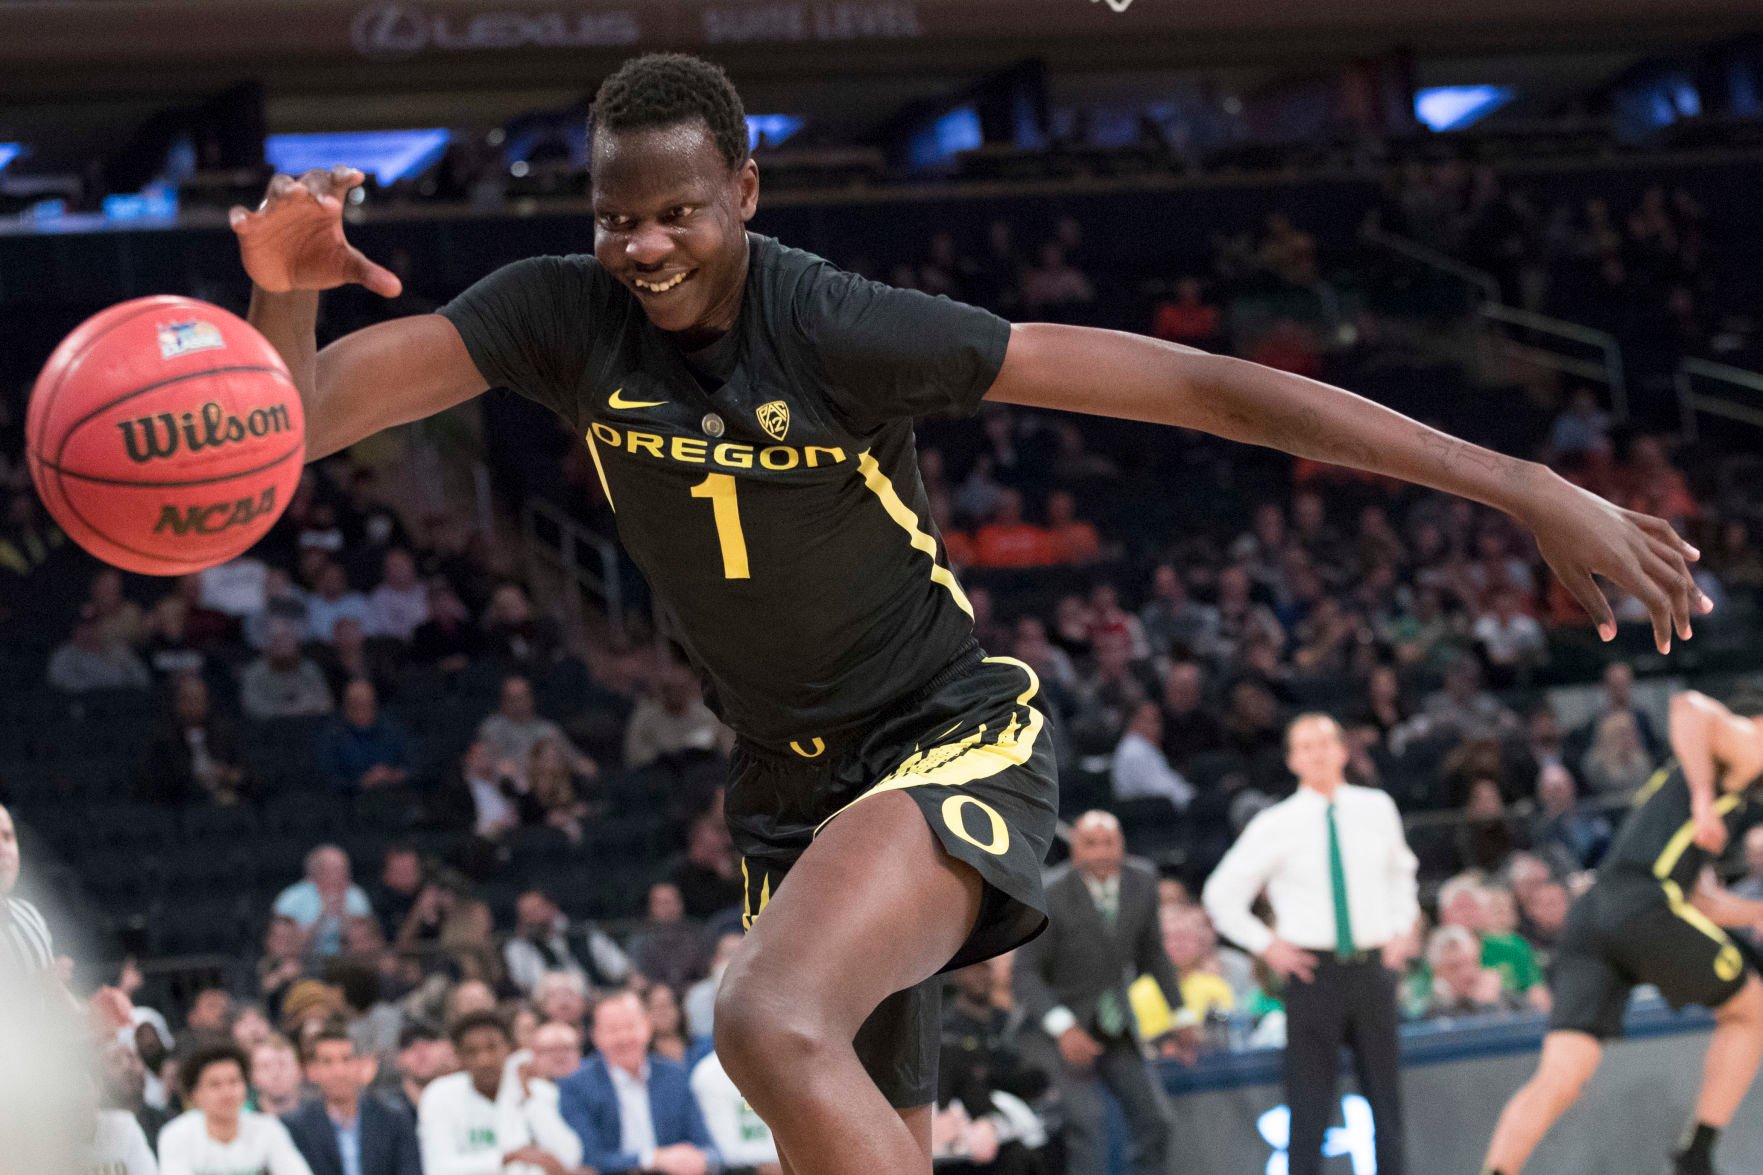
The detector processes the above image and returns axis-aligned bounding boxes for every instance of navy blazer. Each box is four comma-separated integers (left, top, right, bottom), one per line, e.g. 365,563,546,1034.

557,1054,721,1174
283,1095,422,1175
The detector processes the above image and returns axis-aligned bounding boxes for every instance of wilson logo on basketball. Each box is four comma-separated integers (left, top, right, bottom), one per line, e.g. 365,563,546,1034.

117,401,294,464
153,487,279,537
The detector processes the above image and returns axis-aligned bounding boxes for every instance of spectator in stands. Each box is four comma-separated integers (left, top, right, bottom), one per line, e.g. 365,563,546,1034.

251,1034,307,1117
373,846,425,945
1730,827,1763,909
248,568,314,651
87,567,146,649
477,676,596,784
1212,565,1284,668
482,584,560,673
47,602,150,693
645,983,690,1066
1437,877,1542,1008
144,593,209,681
556,989,719,1175
1545,387,1612,461
455,740,522,841
410,579,483,671
1521,702,1568,776
504,889,632,996
1423,658,1514,740
1619,435,1698,529
1584,662,1661,757
1158,904,1238,1024
142,673,248,806
1019,241,1095,318
624,660,729,768
1016,811,1176,1175
1158,661,1224,768
973,489,1057,569
366,549,429,642
629,882,710,992
1516,879,1571,956
1708,519,1763,600
533,973,596,1036
259,916,310,1021
669,816,743,924
387,1023,452,1123
529,1020,585,1082
316,679,411,795
284,1026,423,1175
1422,926,1519,1017
274,846,375,961
933,960,1050,1174
1473,587,1547,688
1149,276,1221,348
1454,777,1520,875
242,621,336,719
188,988,237,1039
314,618,396,704
1045,491,1101,566
419,1012,575,1175
1139,565,1219,662
99,1036,168,1151
156,1042,313,1175
524,738,593,843
307,562,371,645
1529,763,1612,870
1111,701,1194,813
1072,627,1156,746
1579,710,1656,797
1009,617,1078,698
683,933,741,1042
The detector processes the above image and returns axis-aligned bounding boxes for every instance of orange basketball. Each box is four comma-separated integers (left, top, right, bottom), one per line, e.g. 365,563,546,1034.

26,295,306,576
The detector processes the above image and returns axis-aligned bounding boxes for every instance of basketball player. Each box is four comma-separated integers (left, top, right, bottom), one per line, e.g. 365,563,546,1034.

230,54,1708,1175
1483,690,1763,1175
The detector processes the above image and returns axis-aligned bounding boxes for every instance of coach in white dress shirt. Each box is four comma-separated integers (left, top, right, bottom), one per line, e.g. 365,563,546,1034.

1203,713,1419,1175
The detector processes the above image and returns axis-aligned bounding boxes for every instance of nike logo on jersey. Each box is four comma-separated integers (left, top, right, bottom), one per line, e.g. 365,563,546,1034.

608,387,668,409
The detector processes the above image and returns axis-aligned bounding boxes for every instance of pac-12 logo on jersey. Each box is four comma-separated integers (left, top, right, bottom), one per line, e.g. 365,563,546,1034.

756,400,791,441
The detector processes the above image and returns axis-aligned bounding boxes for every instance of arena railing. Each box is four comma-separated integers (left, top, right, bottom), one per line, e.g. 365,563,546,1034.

521,496,625,645
1675,356,1763,443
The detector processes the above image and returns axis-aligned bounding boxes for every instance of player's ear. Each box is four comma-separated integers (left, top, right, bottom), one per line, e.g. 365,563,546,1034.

736,158,759,222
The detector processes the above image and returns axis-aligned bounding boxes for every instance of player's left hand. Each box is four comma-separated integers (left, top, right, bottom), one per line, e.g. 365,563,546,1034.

1692,806,1729,855
1519,475,1709,654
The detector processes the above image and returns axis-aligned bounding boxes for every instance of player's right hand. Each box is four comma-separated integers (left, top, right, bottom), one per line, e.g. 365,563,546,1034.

229,166,403,297
1057,1024,1104,1070
1692,805,1729,855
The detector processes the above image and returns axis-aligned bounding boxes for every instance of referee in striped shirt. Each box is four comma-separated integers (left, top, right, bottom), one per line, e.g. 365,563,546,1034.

0,802,56,973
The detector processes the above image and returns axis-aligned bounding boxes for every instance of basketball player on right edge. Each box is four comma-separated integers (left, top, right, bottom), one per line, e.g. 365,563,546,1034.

1483,690,1763,1175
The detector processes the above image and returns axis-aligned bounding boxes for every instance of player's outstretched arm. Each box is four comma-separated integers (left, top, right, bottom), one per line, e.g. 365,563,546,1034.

231,166,488,460
986,322,1708,655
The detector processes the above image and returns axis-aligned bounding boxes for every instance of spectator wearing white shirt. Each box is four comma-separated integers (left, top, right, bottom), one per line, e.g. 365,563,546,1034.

1472,587,1546,688
504,889,633,996
156,1043,314,1175
419,1012,581,1175
1110,702,1195,812
365,549,430,642
691,1052,781,1174
1202,714,1419,1175
86,1106,159,1175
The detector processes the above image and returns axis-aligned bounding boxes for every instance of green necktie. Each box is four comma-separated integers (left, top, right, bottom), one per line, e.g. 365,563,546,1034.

1094,882,1127,1036
1327,801,1356,959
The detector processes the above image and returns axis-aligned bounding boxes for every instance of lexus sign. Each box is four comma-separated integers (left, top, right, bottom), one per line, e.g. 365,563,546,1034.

351,2,642,59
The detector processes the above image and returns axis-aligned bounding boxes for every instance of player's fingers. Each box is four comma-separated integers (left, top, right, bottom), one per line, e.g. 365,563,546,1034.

1645,537,1696,640
1560,564,1617,642
350,249,404,299
332,164,368,192
227,204,250,231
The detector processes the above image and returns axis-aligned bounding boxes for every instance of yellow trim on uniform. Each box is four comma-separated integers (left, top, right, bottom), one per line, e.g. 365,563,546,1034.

854,451,973,618
1660,878,1746,982
812,655,1045,835
741,857,773,931
585,428,616,513
1632,763,1674,807
1653,793,1742,881
790,738,827,759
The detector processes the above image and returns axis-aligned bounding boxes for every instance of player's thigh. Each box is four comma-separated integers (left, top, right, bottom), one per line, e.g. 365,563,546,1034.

1713,972,1763,1024
1619,900,1749,1012
898,1104,933,1157
723,788,984,1036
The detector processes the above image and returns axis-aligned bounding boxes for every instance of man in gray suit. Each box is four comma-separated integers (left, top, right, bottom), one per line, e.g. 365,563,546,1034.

1015,810,1179,1175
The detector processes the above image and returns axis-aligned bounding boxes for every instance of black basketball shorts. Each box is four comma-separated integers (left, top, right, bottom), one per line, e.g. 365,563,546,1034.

724,650,1059,1107
1549,870,1752,1041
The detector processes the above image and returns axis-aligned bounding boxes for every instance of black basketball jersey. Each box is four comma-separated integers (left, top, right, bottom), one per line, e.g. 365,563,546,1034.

441,233,1011,748
1602,762,1752,890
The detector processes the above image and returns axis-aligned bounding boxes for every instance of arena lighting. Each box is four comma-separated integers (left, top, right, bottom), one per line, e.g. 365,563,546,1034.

0,143,22,173
746,114,804,152
265,129,452,184
1414,85,1514,132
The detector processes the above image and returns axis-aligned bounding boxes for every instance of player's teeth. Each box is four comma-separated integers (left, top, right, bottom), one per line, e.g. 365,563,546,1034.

637,272,687,292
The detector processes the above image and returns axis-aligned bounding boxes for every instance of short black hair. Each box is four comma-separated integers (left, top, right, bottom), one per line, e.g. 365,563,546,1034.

304,1021,355,1062
590,53,749,171
448,1009,511,1049
180,1041,250,1100
398,1021,441,1051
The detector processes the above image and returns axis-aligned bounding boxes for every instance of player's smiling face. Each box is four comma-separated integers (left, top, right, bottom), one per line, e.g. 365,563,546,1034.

591,120,758,344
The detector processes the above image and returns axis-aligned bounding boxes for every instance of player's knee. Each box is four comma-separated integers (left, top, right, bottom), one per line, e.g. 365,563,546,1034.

1715,975,1763,1026
713,963,827,1090
1532,1062,1592,1111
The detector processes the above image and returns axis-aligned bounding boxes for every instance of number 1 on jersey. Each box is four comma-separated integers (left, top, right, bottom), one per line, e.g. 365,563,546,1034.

689,473,751,580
